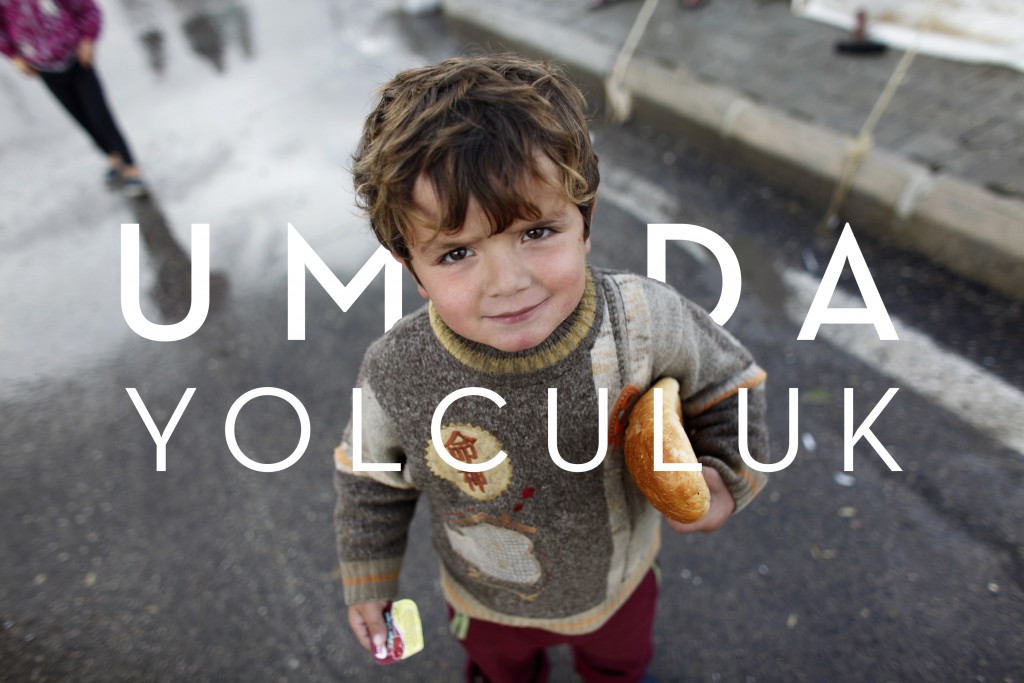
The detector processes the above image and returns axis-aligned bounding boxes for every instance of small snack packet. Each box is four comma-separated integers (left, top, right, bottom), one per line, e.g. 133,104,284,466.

374,599,424,665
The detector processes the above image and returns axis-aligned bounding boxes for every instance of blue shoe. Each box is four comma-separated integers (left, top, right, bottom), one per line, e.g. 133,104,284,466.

122,177,148,198
104,167,122,190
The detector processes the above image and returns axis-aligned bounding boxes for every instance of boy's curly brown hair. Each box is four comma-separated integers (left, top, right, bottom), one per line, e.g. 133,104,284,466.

351,53,600,259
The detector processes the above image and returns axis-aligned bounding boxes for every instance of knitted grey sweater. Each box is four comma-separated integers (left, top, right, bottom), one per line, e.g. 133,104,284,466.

333,267,769,634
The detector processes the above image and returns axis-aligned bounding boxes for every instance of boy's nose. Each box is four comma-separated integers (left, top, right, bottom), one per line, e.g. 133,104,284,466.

484,252,531,297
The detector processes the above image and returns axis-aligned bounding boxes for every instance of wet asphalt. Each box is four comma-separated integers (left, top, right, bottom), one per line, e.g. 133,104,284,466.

1,1,1022,682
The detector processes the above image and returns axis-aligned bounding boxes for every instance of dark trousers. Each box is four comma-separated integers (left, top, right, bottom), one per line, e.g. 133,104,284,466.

447,569,658,683
39,61,135,166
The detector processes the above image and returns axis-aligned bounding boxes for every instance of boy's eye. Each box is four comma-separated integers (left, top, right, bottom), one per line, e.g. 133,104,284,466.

523,227,553,241
440,247,469,264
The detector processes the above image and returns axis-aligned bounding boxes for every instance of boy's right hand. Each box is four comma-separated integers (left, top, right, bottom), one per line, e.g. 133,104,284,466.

348,600,390,660
12,57,37,77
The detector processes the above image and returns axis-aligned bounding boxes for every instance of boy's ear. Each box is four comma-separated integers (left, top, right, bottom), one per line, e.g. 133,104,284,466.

583,195,596,255
392,252,430,300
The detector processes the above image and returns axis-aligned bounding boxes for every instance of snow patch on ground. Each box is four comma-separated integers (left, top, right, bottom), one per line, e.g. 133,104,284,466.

793,0,1024,71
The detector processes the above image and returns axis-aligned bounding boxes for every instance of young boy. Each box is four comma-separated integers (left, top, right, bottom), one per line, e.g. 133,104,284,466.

333,54,769,682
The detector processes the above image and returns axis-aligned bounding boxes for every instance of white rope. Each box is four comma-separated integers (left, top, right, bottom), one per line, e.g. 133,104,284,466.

822,0,943,229
605,0,662,123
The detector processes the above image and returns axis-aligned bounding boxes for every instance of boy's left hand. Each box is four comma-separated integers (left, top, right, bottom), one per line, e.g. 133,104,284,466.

666,465,734,534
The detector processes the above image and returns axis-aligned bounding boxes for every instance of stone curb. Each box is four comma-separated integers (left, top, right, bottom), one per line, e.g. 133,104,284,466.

442,0,1024,299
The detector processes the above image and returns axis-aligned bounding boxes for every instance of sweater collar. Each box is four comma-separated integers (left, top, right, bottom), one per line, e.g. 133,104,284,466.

428,268,601,376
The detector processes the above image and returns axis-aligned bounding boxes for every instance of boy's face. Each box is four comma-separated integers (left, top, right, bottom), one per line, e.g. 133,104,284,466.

402,156,591,353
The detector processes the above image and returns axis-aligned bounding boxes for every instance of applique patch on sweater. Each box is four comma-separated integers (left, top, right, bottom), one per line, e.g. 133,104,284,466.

445,519,542,587
426,425,511,501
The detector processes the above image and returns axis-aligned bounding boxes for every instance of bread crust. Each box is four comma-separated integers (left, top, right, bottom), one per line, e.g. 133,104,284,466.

624,377,710,523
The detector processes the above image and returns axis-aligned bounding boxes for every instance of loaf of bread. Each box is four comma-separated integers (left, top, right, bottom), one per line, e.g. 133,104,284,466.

624,377,710,523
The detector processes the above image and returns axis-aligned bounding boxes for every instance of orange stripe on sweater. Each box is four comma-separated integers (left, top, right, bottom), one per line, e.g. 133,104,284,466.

442,541,659,633
343,572,401,586
442,578,627,633
740,467,762,495
334,445,353,469
692,369,768,415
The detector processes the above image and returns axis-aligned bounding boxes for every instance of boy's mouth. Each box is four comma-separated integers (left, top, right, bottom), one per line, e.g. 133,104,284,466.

485,300,547,323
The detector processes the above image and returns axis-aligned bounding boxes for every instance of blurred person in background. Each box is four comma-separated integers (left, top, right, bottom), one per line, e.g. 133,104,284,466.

0,0,147,196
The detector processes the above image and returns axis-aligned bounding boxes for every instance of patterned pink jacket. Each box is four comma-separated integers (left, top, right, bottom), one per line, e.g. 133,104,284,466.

0,0,101,71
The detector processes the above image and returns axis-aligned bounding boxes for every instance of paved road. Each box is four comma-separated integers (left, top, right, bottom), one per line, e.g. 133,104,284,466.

1,1,1021,682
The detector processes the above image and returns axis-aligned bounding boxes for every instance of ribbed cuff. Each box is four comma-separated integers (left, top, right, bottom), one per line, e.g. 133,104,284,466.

340,557,403,605
699,456,767,514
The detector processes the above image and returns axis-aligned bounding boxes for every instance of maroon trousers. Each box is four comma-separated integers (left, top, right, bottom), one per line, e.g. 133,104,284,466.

447,569,658,683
